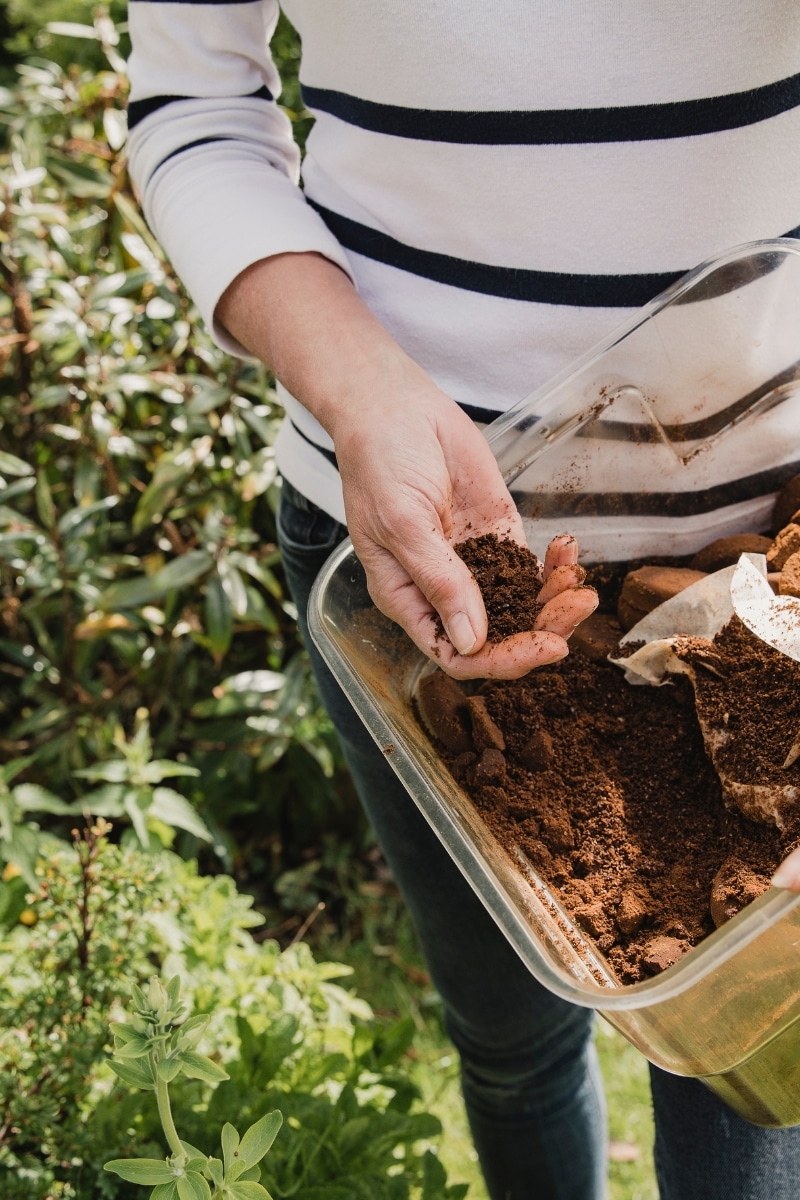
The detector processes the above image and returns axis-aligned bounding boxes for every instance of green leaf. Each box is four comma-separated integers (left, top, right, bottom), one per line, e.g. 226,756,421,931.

47,153,113,199
218,560,248,618
235,1167,261,1183
104,106,128,151
142,761,201,782
175,1014,210,1050
157,1056,183,1083
74,760,129,783
224,1184,273,1200
131,982,149,1010
235,1110,283,1172
219,670,285,696
151,1185,179,1200
0,875,30,927
226,551,282,598
31,384,71,411
78,783,126,817
205,573,233,661
46,20,98,37
185,384,230,415
177,1173,212,1200
103,1158,176,1184
89,268,153,303
150,788,212,842
109,1057,156,1091
206,1158,223,1189
113,191,167,262
12,784,75,815
5,166,46,191
4,825,41,889
0,477,37,506
0,451,34,478
99,550,214,611
367,1017,416,1069
0,756,35,786
175,1050,229,1083
131,455,194,534
125,789,152,849
111,1021,146,1043
112,1032,152,1059
58,495,119,537
35,474,56,532
221,1123,240,1175
173,1012,208,1051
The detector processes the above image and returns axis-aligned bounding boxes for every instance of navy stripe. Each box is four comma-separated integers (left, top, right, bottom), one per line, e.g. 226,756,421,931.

308,200,682,307
514,461,800,521
310,201,800,308
290,420,338,470
302,72,800,146
128,84,272,131
459,402,506,425
154,136,236,173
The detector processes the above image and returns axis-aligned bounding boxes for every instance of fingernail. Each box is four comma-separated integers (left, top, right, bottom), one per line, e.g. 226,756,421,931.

772,852,800,890
446,610,477,656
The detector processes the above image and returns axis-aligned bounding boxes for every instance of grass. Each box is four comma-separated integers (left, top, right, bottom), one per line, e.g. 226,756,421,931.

315,887,658,1200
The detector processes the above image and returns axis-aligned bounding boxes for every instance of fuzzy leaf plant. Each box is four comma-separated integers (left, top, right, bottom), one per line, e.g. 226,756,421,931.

105,975,283,1200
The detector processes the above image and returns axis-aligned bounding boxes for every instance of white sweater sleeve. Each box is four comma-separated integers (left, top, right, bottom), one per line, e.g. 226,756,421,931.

125,0,353,354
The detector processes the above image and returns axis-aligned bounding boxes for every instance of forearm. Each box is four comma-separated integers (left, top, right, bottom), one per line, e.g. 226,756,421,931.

216,251,433,439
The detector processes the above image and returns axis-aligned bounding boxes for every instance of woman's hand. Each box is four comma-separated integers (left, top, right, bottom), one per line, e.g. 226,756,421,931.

332,378,597,678
217,251,597,678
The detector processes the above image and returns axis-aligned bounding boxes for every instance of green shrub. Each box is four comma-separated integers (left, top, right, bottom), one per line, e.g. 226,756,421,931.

0,28,359,877
0,826,467,1200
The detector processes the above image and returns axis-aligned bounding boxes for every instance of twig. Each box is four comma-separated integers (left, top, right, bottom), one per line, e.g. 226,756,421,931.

287,901,326,948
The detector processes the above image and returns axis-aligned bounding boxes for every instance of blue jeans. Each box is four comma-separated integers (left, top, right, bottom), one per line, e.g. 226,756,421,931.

277,481,800,1200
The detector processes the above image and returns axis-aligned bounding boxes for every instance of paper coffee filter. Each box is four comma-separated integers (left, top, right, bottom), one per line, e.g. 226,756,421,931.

609,555,800,827
729,553,800,664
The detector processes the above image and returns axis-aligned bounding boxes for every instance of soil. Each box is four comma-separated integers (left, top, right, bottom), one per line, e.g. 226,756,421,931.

415,512,800,984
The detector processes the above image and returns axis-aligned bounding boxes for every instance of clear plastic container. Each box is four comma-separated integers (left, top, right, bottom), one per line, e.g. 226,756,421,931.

308,240,800,1127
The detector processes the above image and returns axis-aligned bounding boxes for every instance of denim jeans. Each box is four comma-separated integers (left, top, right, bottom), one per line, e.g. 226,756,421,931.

277,480,800,1200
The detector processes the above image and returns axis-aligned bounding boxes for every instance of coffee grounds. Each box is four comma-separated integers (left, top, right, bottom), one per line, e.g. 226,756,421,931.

451,534,543,641
675,617,800,815
417,516,800,982
423,643,800,983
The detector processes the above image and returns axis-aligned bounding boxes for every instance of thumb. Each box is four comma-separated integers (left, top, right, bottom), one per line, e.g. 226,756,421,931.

401,534,489,655
361,532,488,656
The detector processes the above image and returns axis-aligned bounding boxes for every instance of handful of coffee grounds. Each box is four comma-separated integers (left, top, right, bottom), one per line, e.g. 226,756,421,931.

452,533,543,641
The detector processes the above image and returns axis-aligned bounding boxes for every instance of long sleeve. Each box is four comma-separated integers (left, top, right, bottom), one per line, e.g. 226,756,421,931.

125,0,353,354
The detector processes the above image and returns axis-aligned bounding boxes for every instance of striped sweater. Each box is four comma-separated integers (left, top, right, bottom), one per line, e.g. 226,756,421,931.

127,2,800,557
